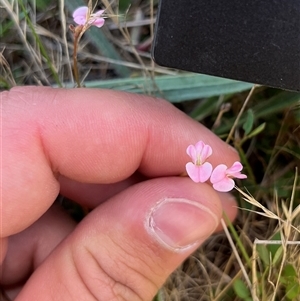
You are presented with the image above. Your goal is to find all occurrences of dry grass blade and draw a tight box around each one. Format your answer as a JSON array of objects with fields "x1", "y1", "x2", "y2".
[
  {"x1": 0, "y1": 50, "x2": 16, "y2": 87},
  {"x1": 58, "y1": 0, "x2": 73, "y2": 83},
  {"x1": 1, "y1": 0, "x2": 50, "y2": 84},
  {"x1": 226, "y1": 84, "x2": 257, "y2": 143},
  {"x1": 220, "y1": 219, "x2": 252, "y2": 288}
]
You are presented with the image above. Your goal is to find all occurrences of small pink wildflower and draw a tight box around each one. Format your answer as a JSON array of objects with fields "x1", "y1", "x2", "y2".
[
  {"x1": 185, "y1": 141, "x2": 213, "y2": 183},
  {"x1": 210, "y1": 161, "x2": 247, "y2": 192},
  {"x1": 73, "y1": 6, "x2": 105, "y2": 28}
]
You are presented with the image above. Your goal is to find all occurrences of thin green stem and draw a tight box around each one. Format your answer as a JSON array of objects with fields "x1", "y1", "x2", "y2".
[
  {"x1": 226, "y1": 85, "x2": 257, "y2": 143},
  {"x1": 223, "y1": 211, "x2": 251, "y2": 267}
]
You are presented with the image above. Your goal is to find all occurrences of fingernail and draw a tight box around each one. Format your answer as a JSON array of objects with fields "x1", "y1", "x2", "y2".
[{"x1": 146, "y1": 198, "x2": 219, "y2": 251}]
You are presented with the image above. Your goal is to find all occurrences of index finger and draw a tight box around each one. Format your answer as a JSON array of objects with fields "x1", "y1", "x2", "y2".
[{"x1": 2, "y1": 87, "x2": 239, "y2": 236}]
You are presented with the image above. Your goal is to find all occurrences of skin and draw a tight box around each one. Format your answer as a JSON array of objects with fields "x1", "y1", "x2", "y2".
[{"x1": 0, "y1": 87, "x2": 239, "y2": 301}]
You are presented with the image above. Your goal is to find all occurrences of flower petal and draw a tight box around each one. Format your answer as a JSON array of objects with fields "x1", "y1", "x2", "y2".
[
  {"x1": 187, "y1": 141, "x2": 212, "y2": 165},
  {"x1": 186, "y1": 145, "x2": 197, "y2": 164},
  {"x1": 73, "y1": 6, "x2": 88, "y2": 25},
  {"x1": 74, "y1": 15, "x2": 87, "y2": 25},
  {"x1": 93, "y1": 10, "x2": 105, "y2": 17},
  {"x1": 73, "y1": 6, "x2": 88, "y2": 19},
  {"x1": 194, "y1": 140, "x2": 205, "y2": 154},
  {"x1": 199, "y1": 162, "x2": 213, "y2": 182},
  {"x1": 200, "y1": 144, "x2": 213, "y2": 162},
  {"x1": 234, "y1": 173, "x2": 247, "y2": 179},
  {"x1": 210, "y1": 164, "x2": 227, "y2": 184},
  {"x1": 226, "y1": 161, "x2": 247, "y2": 179},
  {"x1": 186, "y1": 162, "x2": 201, "y2": 183},
  {"x1": 212, "y1": 177, "x2": 235, "y2": 192},
  {"x1": 186, "y1": 162, "x2": 212, "y2": 183},
  {"x1": 227, "y1": 161, "x2": 243, "y2": 173},
  {"x1": 91, "y1": 18, "x2": 105, "y2": 28}
]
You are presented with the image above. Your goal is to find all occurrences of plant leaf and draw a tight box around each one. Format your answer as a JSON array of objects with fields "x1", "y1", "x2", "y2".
[
  {"x1": 233, "y1": 279, "x2": 251, "y2": 299},
  {"x1": 257, "y1": 244, "x2": 271, "y2": 266},
  {"x1": 243, "y1": 109, "x2": 254, "y2": 135},
  {"x1": 65, "y1": 73, "x2": 253, "y2": 103},
  {"x1": 216, "y1": 91, "x2": 300, "y2": 134},
  {"x1": 246, "y1": 122, "x2": 266, "y2": 139}
]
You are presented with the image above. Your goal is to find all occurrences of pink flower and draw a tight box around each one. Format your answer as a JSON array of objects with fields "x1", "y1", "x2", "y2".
[
  {"x1": 185, "y1": 141, "x2": 213, "y2": 183},
  {"x1": 73, "y1": 6, "x2": 105, "y2": 28},
  {"x1": 210, "y1": 161, "x2": 247, "y2": 192}
]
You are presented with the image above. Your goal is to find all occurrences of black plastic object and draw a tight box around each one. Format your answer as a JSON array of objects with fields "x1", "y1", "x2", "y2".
[{"x1": 152, "y1": 0, "x2": 300, "y2": 92}]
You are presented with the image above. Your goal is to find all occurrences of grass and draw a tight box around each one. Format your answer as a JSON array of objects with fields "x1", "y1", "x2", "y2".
[{"x1": 1, "y1": 0, "x2": 300, "y2": 300}]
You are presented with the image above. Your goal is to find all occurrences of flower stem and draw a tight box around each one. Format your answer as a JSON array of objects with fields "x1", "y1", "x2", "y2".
[
  {"x1": 73, "y1": 37, "x2": 81, "y2": 88},
  {"x1": 72, "y1": 25, "x2": 84, "y2": 88}
]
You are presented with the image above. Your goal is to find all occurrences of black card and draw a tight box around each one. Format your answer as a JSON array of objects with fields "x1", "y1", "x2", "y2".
[{"x1": 152, "y1": 0, "x2": 300, "y2": 92}]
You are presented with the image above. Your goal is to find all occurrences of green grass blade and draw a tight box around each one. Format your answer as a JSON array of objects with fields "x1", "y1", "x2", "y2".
[
  {"x1": 215, "y1": 91, "x2": 300, "y2": 135},
  {"x1": 61, "y1": 73, "x2": 252, "y2": 102},
  {"x1": 189, "y1": 94, "x2": 233, "y2": 120}
]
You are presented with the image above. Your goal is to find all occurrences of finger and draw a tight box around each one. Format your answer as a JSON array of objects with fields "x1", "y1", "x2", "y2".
[
  {"x1": 0, "y1": 238, "x2": 8, "y2": 265},
  {"x1": 2, "y1": 87, "x2": 239, "y2": 236},
  {"x1": 0, "y1": 204, "x2": 76, "y2": 299},
  {"x1": 0, "y1": 192, "x2": 235, "y2": 286},
  {"x1": 0, "y1": 189, "x2": 236, "y2": 299},
  {"x1": 59, "y1": 175, "x2": 237, "y2": 231},
  {"x1": 58, "y1": 173, "x2": 143, "y2": 208},
  {"x1": 59, "y1": 173, "x2": 236, "y2": 231},
  {"x1": 15, "y1": 177, "x2": 229, "y2": 301}
]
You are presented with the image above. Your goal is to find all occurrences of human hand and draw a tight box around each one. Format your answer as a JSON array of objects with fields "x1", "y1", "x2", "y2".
[{"x1": 1, "y1": 87, "x2": 239, "y2": 301}]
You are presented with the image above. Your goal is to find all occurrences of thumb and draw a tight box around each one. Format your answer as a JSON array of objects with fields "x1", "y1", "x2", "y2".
[{"x1": 16, "y1": 177, "x2": 225, "y2": 301}]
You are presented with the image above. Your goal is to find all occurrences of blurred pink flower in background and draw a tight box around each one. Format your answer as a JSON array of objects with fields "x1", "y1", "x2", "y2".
[{"x1": 73, "y1": 6, "x2": 105, "y2": 28}]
